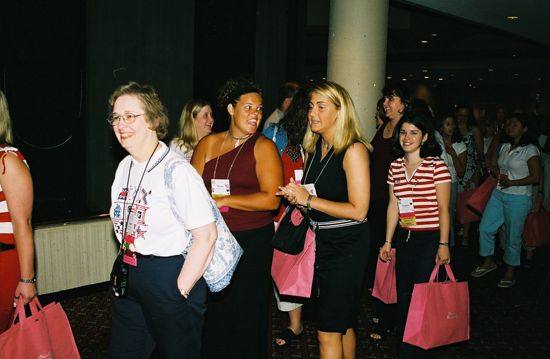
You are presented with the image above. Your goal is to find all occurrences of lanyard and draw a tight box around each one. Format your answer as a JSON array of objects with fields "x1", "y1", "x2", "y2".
[{"x1": 212, "y1": 131, "x2": 251, "y2": 180}]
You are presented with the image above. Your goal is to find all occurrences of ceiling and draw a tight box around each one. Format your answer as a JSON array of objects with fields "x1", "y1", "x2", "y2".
[{"x1": 384, "y1": 0, "x2": 550, "y2": 107}]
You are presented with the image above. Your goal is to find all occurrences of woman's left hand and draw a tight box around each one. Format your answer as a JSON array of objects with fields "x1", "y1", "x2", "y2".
[
  {"x1": 436, "y1": 245, "x2": 451, "y2": 265},
  {"x1": 276, "y1": 178, "x2": 309, "y2": 206}
]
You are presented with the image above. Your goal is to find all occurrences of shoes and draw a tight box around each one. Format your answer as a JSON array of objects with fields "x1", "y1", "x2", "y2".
[
  {"x1": 497, "y1": 279, "x2": 516, "y2": 288},
  {"x1": 275, "y1": 327, "x2": 303, "y2": 347},
  {"x1": 368, "y1": 318, "x2": 392, "y2": 345},
  {"x1": 471, "y1": 264, "x2": 497, "y2": 278}
]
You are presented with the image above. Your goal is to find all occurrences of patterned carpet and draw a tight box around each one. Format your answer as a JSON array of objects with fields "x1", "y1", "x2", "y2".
[{"x1": 39, "y1": 245, "x2": 550, "y2": 359}]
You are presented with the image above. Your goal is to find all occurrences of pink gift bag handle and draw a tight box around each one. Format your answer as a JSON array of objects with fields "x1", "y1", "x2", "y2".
[
  {"x1": 429, "y1": 264, "x2": 457, "y2": 283},
  {"x1": 11, "y1": 297, "x2": 43, "y2": 326}
]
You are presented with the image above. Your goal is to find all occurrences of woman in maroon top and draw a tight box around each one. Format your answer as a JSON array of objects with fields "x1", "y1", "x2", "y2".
[
  {"x1": 192, "y1": 77, "x2": 283, "y2": 359},
  {"x1": 367, "y1": 85, "x2": 412, "y2": 343}
]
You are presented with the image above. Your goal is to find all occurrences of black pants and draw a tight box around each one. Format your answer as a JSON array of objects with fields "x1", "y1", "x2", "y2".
[
  {"x1": 108, "y1": 255, "x2": 207, "y2": 359},
  {"x1": 395, "y1": 228, "x2": 439, "y2": 359}
]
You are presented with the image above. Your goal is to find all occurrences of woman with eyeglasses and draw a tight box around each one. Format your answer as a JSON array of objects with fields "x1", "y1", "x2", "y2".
[
  {"x1": 170, "y1": 99, "x2": 214, "y2": 162},
  {"x1": 107, "y1": 82, "x2": 217, "y2": 358},
  {"x1": 0, "y1": 90, "x2": 37, "y2": 333},
  {"x1": 192, "y1": 77, "x2": 282, "y2": 359}
]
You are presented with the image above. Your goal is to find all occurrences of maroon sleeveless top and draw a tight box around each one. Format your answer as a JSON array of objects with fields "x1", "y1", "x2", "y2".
[
  {"x1": 370, "y1": 122, "x2": 395, "y2": 202},
  {"x1": 202, "y1": 133, "x2": 273, "y2": 232}
]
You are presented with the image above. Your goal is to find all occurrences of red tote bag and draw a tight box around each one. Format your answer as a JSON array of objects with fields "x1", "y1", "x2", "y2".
[
  {"x1": 372, "y1": 248, "x2": 397, "y2": 304},
  {"x1": 0, "y1": 297, "x2": 80, "y2": 358},
  {"x1": 403, "y1": 264, "x2": 470, "y2": 350},
  {"x1": 465, "y1": 176, "x2": 498, "y2": 215},
  {"x1": 271, "y1": 227, "x2": 316, "y2": 298},
  {"x1": 523, "y1": 210, "x2": 550, "y2": 247}
]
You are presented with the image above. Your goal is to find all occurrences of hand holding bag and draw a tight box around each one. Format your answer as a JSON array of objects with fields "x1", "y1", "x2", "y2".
[
  {"x1": 372, "y1": 248, "x2": 397, "y2": 304},
  {"x1": 271, "y1": 227, "x2": 316, "y2": 298},
  {"x1": 403, "y1": 264, "x2": 470, "y2": 349},
  {"x1": 0, "y1": 297, "x2": 80, "y2": 358},
  {"x1": 272, "y1": 205, "x2": 309, "y2": 255}
]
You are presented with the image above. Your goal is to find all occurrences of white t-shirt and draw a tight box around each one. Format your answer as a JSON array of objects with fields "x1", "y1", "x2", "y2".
[
  {"x1": 436, "y1": 131, "x2": 467, "y2": 183},
  {"x1": 110, "y1": 141, "x2": 214, "y2": 256},
  {"x1": 169, "y1": 139, "x2": 193, "y2": 162},
  {"x1": 497, "y1": 143, "x2": 540, "y2": 196}
]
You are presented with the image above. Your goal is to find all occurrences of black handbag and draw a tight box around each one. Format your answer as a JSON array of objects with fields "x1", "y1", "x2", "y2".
[{"x1": 272, "y1": 206, "x2": 310, "y2": 255}]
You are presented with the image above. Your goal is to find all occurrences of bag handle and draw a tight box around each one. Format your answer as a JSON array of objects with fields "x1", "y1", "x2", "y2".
[
  {"x1": 10, "y1": 297, "x2": 43, "y2": 327},
  {"x1": 429, "y1": 264, "x2": 457, "y2": 283}
]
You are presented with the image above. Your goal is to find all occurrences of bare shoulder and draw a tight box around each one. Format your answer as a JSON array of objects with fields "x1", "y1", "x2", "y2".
[{"x1": 0, "y1": 151, "x2": 29, "y2": 177}]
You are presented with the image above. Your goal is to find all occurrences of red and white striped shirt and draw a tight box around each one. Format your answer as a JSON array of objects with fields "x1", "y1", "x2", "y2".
[
  {"x1": 387, "y1": 156, "x2": 451, "y2": 231},
  {"x1": 0, "y1": 146, "x2": 28, "y2": 244}
]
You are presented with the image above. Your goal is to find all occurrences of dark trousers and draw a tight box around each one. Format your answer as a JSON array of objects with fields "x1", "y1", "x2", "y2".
[
  {"x1": 395, "y1": 228, "x2": 439, "y2": 359},
  {"x1": 367, "y1": 199, "x2": 396, "y2": 333},
  {"x1": 108, "y1": 255, "x2": 207, "y2": 359}
]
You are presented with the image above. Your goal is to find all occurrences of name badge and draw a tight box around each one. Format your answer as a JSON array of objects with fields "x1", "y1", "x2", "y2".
[
  {"x1": 398, "y1": 197, "x2": 416, "y2": 226},
  {"x1": 294, "y1": 169, "x2": 304, "y2": 184},
  {"x1": 122, "y1": 233, "x2": 138, "y2": 266},
  {"x1": 303, "y1": 183, "x2": 317, "y2": 196},
  {"x1": 211, "y1": 179, "x2": 230, "y2": 198}
]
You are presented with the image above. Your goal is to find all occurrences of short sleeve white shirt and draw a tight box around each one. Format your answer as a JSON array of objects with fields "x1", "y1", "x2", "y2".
[
  {"x1": 110, "y1": 142, "x2": 214, "y2": 256},
  {"x1": 497, "y1": 143, "x2": 540, "y2": 196}
]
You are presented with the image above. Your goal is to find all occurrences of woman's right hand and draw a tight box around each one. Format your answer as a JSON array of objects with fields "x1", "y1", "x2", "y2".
[{"x1": 379, "y1": 242, "x2": 392, "y2": 262}]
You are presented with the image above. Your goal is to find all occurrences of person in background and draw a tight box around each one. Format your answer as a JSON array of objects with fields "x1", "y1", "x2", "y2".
[
  {"x1": 436, "y1": 114, "x2": 467, "y2": 247},
  {"x1": 375, "y1": 96, "x2": 388, "y2": 130},
  {"x1": 107, "y1": 82, "x2": 217, "y2": 358},
  {"x1": 265, "y1": 85, "x2": 311, "y2": 347},
  {"x1": 380, "y1": 114, "x2": 451, "y2": 358},
  {"x1": 170, "y1": 99, "x2": 214, "y2": 161},
  {"x1": 0, "y1": 89, "x2": 37, "y2": 333},
  {"x1": 192, "y1": 77, "x2": 282, "y2": 359},
  {"x1": 262, "y1": 81, "x2": 300, "y2": 131},
  {"x1": 367, "y1": 85, "x2": 412, "y2": 344},
  {"x1": 278, "y1": 80, "x2": 371, "y2": 359},
  {"x1": 456, "y1": 104, "x2": 484, "y2": 247},
  {"x1": 471, "y1": 113, "x2": 541, "y2": 288}
]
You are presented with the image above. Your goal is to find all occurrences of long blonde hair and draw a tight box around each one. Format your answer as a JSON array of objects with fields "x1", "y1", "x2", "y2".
[
  {"x1": 302, "y1": 81, "x2": 372, "y2": 154},
  {"x1": 172, "y1": 99, "x2": 211, "y2": 153},
  {"x1": 0, "y1": 90, "x2": 14, "y2": 145}
]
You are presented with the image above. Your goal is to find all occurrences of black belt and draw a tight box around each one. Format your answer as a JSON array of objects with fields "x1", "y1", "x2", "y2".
[{"x1": 0, "y1": 242, "x2": 16, "y2": 252}]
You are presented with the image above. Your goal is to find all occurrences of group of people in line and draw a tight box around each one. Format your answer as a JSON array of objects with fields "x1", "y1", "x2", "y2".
[{"x1": 0, "y1": 74, "x2": 547, "y2": 359}]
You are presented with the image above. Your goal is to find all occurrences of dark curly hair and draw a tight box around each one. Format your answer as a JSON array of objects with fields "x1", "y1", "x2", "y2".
[
  {"x1": 216, "y1": 77, "x2": 262, "y2": 109},
  {"x1": 279, "y1": 85, "x2": 310, "y2": 147},
  {"x1": 392, "y1": 114, "x2": 443, "y2": 158}
]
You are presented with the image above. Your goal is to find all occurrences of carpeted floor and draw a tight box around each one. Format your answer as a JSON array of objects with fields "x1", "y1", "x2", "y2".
[{"x1": 38, "y1": 244, "x2": 550, "y2": 359}]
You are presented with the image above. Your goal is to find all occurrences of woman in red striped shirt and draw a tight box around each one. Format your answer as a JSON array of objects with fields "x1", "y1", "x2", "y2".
[{"x1": 379, "y1": 114, "x2": 451, "y2": 358}]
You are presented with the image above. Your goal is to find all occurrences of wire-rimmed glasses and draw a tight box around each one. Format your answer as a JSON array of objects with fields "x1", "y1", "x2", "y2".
[{"x1": 107, "y1": 113, "x2": 145, "y2": 126}]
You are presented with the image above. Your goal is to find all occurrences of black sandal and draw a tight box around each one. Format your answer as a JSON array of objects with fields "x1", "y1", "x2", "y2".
[{"x1": 275, "y1": 328, "x2": 303, "y2": 347}]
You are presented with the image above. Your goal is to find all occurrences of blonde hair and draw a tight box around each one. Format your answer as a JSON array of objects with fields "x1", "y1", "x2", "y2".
[
  {"x1": 108, "y1": 82, "x2": 169, "y2": 139},
  {"x1": 0, "y1": 90, "x2": 14, "y2": 145},
  {"x1": 173, "y1": 99, "x2": 210, "y2": 152},
  {"x1": 302, "y1": 81, "x2": 372, "y2": 154}
]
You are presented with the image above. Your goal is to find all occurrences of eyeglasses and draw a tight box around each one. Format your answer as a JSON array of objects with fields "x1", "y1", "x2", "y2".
[{"x1": 107, "y1": 113, "x2": 145, "y2": 126}]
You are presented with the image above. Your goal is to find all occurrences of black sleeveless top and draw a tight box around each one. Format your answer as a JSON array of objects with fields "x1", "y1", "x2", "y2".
[{"x1": 303, "y1": 140, "x2": 348, "y2": 223}]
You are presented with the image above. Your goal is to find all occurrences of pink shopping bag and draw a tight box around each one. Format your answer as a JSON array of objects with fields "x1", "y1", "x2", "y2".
[
  {"x1": 0, "y1": 297, "x2": 80, "y2": 358},
  {"x1": 271, "y1": 227, "x2": 315, "y2": 298},
  {"x1": 403, "y1": 264, "x2": 470, "y2": 349},
  {"x1": 372, "y1": 248, "x2": 397, "y2": 304}
]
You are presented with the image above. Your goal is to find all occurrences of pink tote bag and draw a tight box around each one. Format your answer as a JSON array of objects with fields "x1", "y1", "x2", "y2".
[
  {"x1": 0, "y1": 297, "x2": 80, "y2": 358},
  {"x1": 372, "y1": 248, "x2": 397, "y2": 304},
  {"x1": 271, "y1": 227, "x2": 316, "y2": 298},
  {"x1": 403, "y1": 264, "x2": 470, "y2": 349}
]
